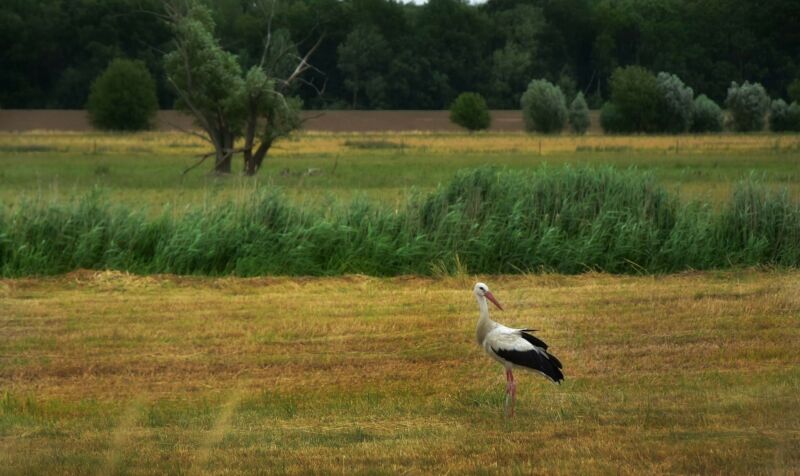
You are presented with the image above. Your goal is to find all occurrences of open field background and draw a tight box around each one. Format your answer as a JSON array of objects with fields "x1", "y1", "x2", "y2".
[
  {"x1": 1, "y1": 270, "x2": 799, "y2": 474},
  {"x1": 1, "y1": 131, "x2": 799, "y2": 207}
]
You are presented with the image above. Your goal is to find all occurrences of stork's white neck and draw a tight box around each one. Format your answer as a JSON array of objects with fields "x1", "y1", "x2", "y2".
[
  {"x1": 475, "y1": 294, "x2": 497, "y2": 345},
  {"x1": 476, "y1": 294, "x2": 490, "y2": 319}
]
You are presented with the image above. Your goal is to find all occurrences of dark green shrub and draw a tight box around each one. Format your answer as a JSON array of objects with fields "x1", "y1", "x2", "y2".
[
  {"x1": 609, "y1": 66, "x2": 662, "y2": 133},
  {"x1": 769, "y1": 99, "x2": 800, "y2": 132},
  {"x1": 521, "y1": 79, "x2": 567, "y2": 134},
  {"x1": 449, "y1": 92, "x2": 491, "y2": 131},
  {"x1": 726, "y1": 81, "x2": 770, "y2": 132},
  {"x1": 599, "y1": 102, "x2": 628, "y2": 134},
  {"x1": 656, "y1": 72, "x2": 693, "y2": 133},
  {"x1": 568, "y1": 92, "x2": 590, "y2": 135},
  {"x1": 690, "y1": 94, "x2": 724, "y2": 133},
  {"x1": 87, "y1": 59, "x2": 158, "y2": 131}
]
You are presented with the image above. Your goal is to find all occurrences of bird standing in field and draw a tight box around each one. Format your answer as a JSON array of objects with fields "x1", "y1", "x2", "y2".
[{"x1": 473, "y1": 282, "x2": 563, "y2": 416}]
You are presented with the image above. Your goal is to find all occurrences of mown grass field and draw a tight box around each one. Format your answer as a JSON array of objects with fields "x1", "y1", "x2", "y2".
[
  {"x1": 1, "y1": 270, "x2": 798, "y2": 474},
  {"x1": 1, "y1": 130, "x2": 799, "y2": 473},
  {"x1": 1, "y1": 131, "x2": 799, "y2": 207}
]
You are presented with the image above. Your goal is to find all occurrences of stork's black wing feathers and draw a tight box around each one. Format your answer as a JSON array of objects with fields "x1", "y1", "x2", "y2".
[
  {"x1": 493, "y1": 347, "x2": 564, "y2": 383},
  {"x1": 547, "y1": 352, "x2": 563, "y2": 370},
  {"x1": 519, "y1": 330, "x2": 548, "y2": 350},
  {"x1": 520, "y1": 330, "x2": 562, "y2": 369},
  {"x1": 492, "y1": 330, "x2": 564, "y2": 383}
]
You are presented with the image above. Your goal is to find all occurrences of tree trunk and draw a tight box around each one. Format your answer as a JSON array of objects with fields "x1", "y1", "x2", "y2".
[
  {"x1": 242, "y1": 110, "x2": 257, "y2": 174},
  {"x1": 243, "y1": 148, "x2": 254, "y2": 175},
  {"x1": 214, "y1": 130, "x2": 234, "y2": 174},
  {"x1": 244, "y1": 139, "x2": 272, "y2": 176},
  {"x1": 215, "y1": 150, "x2": 232, "y2": 174}
]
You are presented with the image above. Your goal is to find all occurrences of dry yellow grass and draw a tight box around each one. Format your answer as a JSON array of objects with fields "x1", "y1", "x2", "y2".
[
  {"x1": 2, "y1": 130, "x2": 800, "y2": 157},
  {"x1": 1, "y1": 270, "x2": 799, "y2": 474}
]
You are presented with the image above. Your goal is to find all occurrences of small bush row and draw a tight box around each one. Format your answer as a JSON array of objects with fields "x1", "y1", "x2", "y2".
[
  {"x1": 597, "y1": 70, "x2": 800, "y2": 134},
  {"x1": 450, "y1": 70, "x2": 800, "y2": 134}
]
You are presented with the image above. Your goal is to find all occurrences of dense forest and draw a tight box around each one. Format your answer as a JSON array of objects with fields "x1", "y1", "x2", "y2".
[{"x1": 1, "y1": 0, "x2": 798, "y2": 110}]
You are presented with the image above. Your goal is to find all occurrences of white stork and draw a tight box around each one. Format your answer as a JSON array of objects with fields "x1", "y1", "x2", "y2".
[{"x1": 473, "y1": 282, "x2": 563, "y2": 416}]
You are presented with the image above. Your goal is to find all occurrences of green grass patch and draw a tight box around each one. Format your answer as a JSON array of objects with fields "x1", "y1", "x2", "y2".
[{"x1": 0, "y1": 166, "x2": 798, "y2": 277}]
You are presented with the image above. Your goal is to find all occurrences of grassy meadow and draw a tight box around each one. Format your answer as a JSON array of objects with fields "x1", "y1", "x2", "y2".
[
  {"x1": 1, "y1": 130, "x2": 799, "y2": 473},
  {"x1": 1, "y1": 270, "x2": 799, "y2": 474},
  {"x1": 1, "y1": 131, "x2": 799, "y2": 207}
]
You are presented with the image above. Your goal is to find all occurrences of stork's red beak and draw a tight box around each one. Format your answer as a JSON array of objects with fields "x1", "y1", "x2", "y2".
[{"x1": 485, "y1": 291, "x2": 503, "y2": 310}]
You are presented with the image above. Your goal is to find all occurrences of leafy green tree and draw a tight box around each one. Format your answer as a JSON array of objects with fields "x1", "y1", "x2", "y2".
[
  {"x1": 656, "y1": 72, "x2": 693, "y2": 133},
  {"x1": 416, "y1": 0, "x2": 492, "y2": 107},
  {"x1": 690, "y1": 94, "x2": 724, "y2": 133},
  {"x1": 164, "y1": 1, "x2": 316, "y2": 175},
  {"x1": 489, "y1": 43, "x2": 532, "y2": 108},
  {"x1": 239, "y1": 65, "x2": 304, "y2": 176},
  {"x1": 487, "y1": 4, "x2": 544, "y2": 108},
  {"x1": 87, "y1": 59, "x2": 158, "y2": 131},
  {"x1": 337, "y1": 25, "x2": 389, "y2": 108},
  {"x1": 609, "y1": 66, "x2": 661, "y2": 133},
  {"x1": 521, "y1": 79, "x2": 567, "y2": 134},
  {"x1": 726, "y1": 81, "x2": 770, "y2": 132},
  {"x1": 449, "y1": 92, "x2": 491, "y2": 131},
  {"x1": 568, "y1": 92, "x2": 590, "y2": 134},
  {"x1": 164, "y1": 3, "x2": 244, "y2": 174}
]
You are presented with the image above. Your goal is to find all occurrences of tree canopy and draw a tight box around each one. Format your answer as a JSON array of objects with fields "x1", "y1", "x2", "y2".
[{"x1": 1, "y1": 0, "x2": 798, "y2": 109}]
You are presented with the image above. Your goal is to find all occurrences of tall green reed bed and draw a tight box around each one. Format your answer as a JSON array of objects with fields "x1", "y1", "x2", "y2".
[{"x1": 1, "y1": 166, "x2": 798, "y2": 277}]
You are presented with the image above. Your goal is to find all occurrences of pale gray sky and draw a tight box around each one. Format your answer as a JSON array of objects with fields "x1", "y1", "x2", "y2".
[{"x1": 399, "y1": 0, "x2": 487, "y2": 4}]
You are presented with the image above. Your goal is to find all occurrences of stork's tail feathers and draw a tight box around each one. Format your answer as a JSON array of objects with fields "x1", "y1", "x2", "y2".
[
  {"x1": 520, "y1": 330, "x2": 563, "y2": 383},
  {"x1": 540, "y1": 352, "x2": 564, "y2": 384}
]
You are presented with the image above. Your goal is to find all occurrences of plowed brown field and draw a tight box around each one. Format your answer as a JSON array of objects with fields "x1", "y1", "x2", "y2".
[{"x1": 0, "y1": 109, "x2": 602, "y2": 133}]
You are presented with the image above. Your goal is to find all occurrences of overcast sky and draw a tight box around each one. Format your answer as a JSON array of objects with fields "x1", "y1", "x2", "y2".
[{"x1": 399, "y1": 0, "x2": 487, "y2": 4}]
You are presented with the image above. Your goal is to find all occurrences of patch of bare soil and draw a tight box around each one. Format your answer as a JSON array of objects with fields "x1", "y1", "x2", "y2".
[{"x1": 0, "y1": 110, "x2": 602, "y2": 133}]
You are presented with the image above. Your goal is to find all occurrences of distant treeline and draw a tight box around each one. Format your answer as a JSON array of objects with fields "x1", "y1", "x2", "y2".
[
  {"x1": 2, "y1": 167, "x2": 798, "y2": 277},
  {"x1": 1, "y1": 0, "x2": 798, "y2": 110}
]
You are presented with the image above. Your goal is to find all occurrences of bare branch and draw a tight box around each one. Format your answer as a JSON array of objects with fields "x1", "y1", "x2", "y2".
[
  {"x1": 258, "y1": 0, "x2": 277, "y2": 69},
  {"x1": 283, "y1": 34, "x2": 324, "y2": 89},
  {"x1": 291, "y1": 75, "x2": 327, "y2": 97},
  {"x1": 166, "y1": 76, "x2": 214, "y2": 138},
  {"x1": 162, "y1": 118, "x2": 213, "y2": 144},
  {"x1": 300, "y1": 111, "x2": 325, "y2": 126},
  {"x1": 181, "y1": 147, "x2": 244, "y2": 176},
  {"x1": 182, "y1": 151, "x2": 214, "y2": 175}
]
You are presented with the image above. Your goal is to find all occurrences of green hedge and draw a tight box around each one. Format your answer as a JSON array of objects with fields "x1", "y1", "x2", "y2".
[{"x1": 1, "y1": 167, "x2": 798, "y2": 277}]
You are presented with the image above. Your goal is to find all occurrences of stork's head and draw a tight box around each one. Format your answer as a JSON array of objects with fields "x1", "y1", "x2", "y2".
[{"x1": 473, "y1": 282, "x2": 503, "y2": 310}]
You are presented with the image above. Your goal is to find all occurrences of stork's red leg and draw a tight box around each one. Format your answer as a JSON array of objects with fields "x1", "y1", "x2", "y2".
[
  {"x1": 508, "y1": 369, "x2": 516, "y2": 416},
  {"x1": 504, "y1": 369, "x2": 516, "y2": 417}
]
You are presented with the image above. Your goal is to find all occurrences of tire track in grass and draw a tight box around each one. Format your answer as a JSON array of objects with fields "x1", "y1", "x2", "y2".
[
  {"x1": 100, "y1": 399, "x2": 145, "y2": 475},
  {"x1": 192, "y1": 388, "x2": 244, "y2": 475}
]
